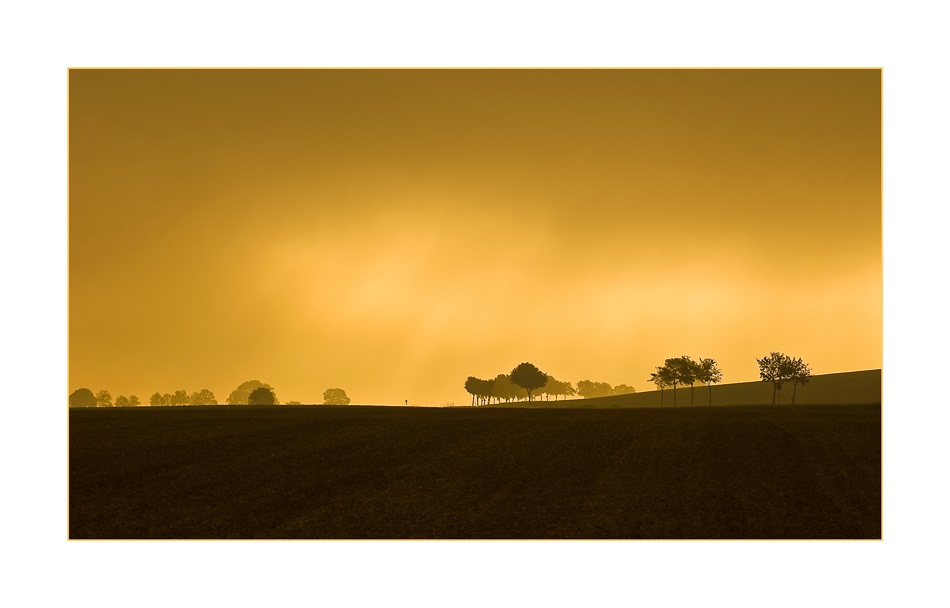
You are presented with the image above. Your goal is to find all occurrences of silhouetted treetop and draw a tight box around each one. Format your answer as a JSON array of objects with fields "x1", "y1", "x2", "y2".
[
  {"x1": 577, "y1": 380, "x2": 613, "y2": 399},
  {"x1": 323, "y1": 388, "x2": 350, "y2": 406},
  {"x1": 69, "y1": 388, "x2": 96, "y2": 408},
  {"x1": 228, "y1": 380, "x2": 276, "y2": 405},
  {"x1": 696, "y1": 358, "x2": 723, "y2": 405},
  {"x1": 510, "y1": 362, "x2": 547, "y2": 401},
  {"x1": 757, "y1": 352, "x2": 810, "y2": 405},
  {"x1": 95, "y1": 390, "x2": 112, "y2": 408},
  {"x1": 248, "y1": 386, "x2": 277, "y2": 406}
]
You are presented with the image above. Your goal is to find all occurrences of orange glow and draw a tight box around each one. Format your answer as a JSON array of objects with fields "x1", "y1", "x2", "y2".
[{"x1": 69, "y1": 69, "x2": 881, "y2": 404}]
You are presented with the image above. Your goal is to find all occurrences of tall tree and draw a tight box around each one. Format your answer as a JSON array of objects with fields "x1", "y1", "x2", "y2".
[
  {"x1": 649, "y1": 367, "x2": 672, "y2": 407},
  {"x1": 696, "y1": 358, "x2": 723, "y2": 406},
  {"x1": 788, "y1": 357, "x2": 813, "y2": 404},
  {"x1": 667, "y1": 356, "x2": 700, "y2": 406},
  {"x1": 757, "y1": 352, "x2": 792, "y2": 405},
  {"x1": 510, "y1": 362, "x2": 547, "y2": 401},
  {"x1": 69, "y1": 388, "x2": 97, "y2": 408},
  {"x1": 662, "y1": 357, "x2": 695, "y2": 407}
]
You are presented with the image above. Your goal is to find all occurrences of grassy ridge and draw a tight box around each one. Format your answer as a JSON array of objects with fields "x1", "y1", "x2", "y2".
[{"x1": 69, "y1": 404, "x2": 881, "y2": 539}]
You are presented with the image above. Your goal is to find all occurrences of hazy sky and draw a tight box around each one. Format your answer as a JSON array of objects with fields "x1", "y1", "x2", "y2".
[{"x1": 69, "y1": 69, "x2": 880, "y2": 405}]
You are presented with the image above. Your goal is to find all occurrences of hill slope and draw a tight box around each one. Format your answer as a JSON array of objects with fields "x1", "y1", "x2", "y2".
[{"x1": 497, "y1": 369, "x2": 882, "y2": 408}]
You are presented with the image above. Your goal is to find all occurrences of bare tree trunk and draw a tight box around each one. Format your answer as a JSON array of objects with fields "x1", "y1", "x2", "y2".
[{"x1": 708, "y1": 384, "x2": 713, "y2": 406}]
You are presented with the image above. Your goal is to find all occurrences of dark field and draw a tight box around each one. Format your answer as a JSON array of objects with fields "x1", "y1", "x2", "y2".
[{"x1": 69, "y1": 404, "x2": 881, "y2": 539}]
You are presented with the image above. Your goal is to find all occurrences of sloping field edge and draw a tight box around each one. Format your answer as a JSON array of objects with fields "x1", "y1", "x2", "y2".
[{"x1": 485, "y1": 369, "x2": 882, "y2": 409}]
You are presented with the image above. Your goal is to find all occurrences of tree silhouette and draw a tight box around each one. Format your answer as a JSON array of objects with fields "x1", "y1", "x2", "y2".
[
  {"x1": 323, "y1": 388, "x2": 350, "y2": 405},
  {"x1": 649, "y1": 367, "x2": 673, "y2": 407},
  {"x1": 477, "y1": 378, "x2": 495, "y2": 405},
  {"x1": 665, "y1": 356, "x2": 700, "y2": 406},
  {"x1": 170, "y1": 389, "x2": 189, "y2": 406},
  {"x1": 542, "y1": 377, "x2": 575, "y2": 401},
  {"x1": 149, "y1": 392, "x2": 166, "y2": 406},
  {"x1": 464, "y1": 376, "x2": 479, "y2": 406},
  {"x1": 190, "y1": 389, "x2": 217, "y2": 406},
  {"x1": 227, "y1": 380, "x2": 276, "y2": 405},
  {"x1": 788, "y1": 357, "x2": 812, "y2": 404},
  {"x1": 661, "y1": 357, "x2": 692, "y2": 406},
  {"x1": 510, "y1": 363, "x2": 547, "y2": 401},
  {"x1": 577, "y1": 380, "x2": 613, "y2": 399},
  {"x1": 696, "y1": 358, "x2": 723, "y2": 406},
  {"x1": 114, "y1": 395, "x2": 130, "y2": 407},
  {"x1": 613, "y1": 384, "x2": 636, "y2": 396},
  {"x1": 95, "y1": 389, "x2": 112, "y2": 408},
  {"x1": 757, "y1": 352, "x2": 792, "y2": 405},
  {"x1": 69, "y1": 388, "x2": 96, "y2": 408},
  {"x1": 491, "y1": 374, "x2": 522, "y2": 403},
  {"x1": 248, "y1": 386, "x2": 277, "y2": 405},
  {"x1": 129, "y1": 395, "x2": 140, "y2": 407}
]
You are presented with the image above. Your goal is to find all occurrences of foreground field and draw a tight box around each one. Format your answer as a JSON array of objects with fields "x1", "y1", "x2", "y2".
[{"x1": 70, "y1": 404, "x2": 880, "y2": 539}]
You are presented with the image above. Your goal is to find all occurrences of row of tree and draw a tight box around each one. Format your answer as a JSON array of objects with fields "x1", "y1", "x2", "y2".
[
  {"x1": 464, "y1": 352, "x2": 812, "y2": 409},
  {"x1": 464, "y1": 363, "x2": 638, "y2": 406},
  {"x1": 648, "y1": 356, "x2": 723, "y2": 407},
  {"x1": 69, "y1": 380, "x2": 351, "y2": 407}
]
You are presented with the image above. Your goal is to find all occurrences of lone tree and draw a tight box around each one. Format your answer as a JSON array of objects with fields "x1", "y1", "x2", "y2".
[
  {"x1": 248, "y1": 386, "x2": 277, "y2": 406},
  {"x1": 787, "y1": 357, "x2": 813, "y2": 404},
  {"x1": 510, "y1": 362, "x2": 548, "y2": 401},
  {"x1": 757, "y1": 352, "x2": 792, "y2": 405},
  {"x1": 696, "y1": 358, "x2": 723, "y2": 406},
  {"x1": 69, "y1": 388, "x2": 97, "y2": 408},
  {"x1": 323, "y1": 388, "x2": 350, "y2": 405}
]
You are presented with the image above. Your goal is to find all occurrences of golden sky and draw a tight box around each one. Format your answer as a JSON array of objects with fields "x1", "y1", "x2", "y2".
[{"x1": 69, "y1": 69, "x2": 881, "y2": 405}]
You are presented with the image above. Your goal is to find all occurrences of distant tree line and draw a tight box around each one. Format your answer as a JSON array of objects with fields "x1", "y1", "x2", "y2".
[
  {"x1": 70, "y1": 380, "x2": 352, "y2": 408},
  {"x1": 464, "y1": 362, "x2": 637, "y2": 406},
  {"x1": 649, "y1": 355, "x2": 723, "y2": 407}
]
